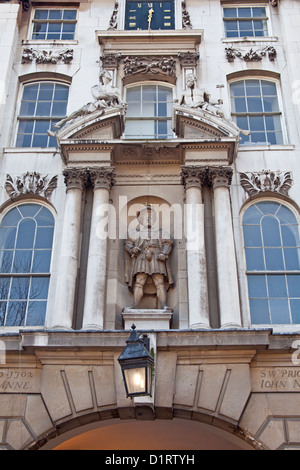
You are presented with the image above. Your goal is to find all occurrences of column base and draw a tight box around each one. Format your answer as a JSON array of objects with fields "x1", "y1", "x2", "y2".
[
  {"x1": 220, "y1": 322, "x2": 242, "y2": 330},
  {"x1": 81, "y1": 324, "x2": 104, "y2": 331},
  {"x1": 189, "y1": 323, "x2": 211, "y2": 330},
  {"x1": 122, "y1": 308, "x2": 173, "y2": 330}
]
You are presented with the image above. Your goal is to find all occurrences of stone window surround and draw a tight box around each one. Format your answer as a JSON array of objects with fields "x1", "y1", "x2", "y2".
[
  {"x1": 12, "y1": 73, "x2": 72, "y2": 149},
  {"x1": 227, "y1": 72, "x2": 288, "y2": 147},
  {"x1": 238, "y1": 194, "x2": 300, "y2": 331},
  {"x1": 23, "y1": 2, "x2": 79, "y2": 45},
  {"x1": 221, "y1": 1, "x2": 275, "y2": 40}
]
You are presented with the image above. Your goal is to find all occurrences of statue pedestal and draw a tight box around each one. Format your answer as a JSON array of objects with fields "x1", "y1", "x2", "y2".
[{"x1": 122, "y1": 308, "x2": 173, "y2": 330}]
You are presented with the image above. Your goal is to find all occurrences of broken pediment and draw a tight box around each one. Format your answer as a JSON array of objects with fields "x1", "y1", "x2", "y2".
[{"x1": 173, "y1": 104, "x2": 241, "y2": 140}]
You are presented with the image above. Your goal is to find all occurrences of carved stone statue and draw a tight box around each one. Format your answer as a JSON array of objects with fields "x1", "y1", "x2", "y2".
[
  {"x1": 179, "y1": 73, "x2": 250, "y2": 137},
  {"x1": 180, "y1": 73, "x2": 225, "y2": 118},
  {"x1": 54, "y1": 70, "x2": 125, "y2": 129},
  {"x1": 125, "y1": 205, "x2": 173, "y2": 310}
]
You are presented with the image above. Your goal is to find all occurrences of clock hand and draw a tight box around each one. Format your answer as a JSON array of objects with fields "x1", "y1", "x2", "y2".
[{"x1": 148, "y1": 7, "x2": 154, "y2": 30}]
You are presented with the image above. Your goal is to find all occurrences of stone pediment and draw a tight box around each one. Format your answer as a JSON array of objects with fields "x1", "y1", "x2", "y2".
[
  {"x1": 173, "y1": 104, "x2": 241, "y2": 140},
  {"x1": 51, "y1": 107, "x2": 126, "y2": 142}
]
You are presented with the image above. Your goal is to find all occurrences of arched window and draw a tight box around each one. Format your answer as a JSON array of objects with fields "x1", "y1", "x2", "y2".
[
  {"x1": 0, "y1": 203, "x2": 55, "y2": 327},
  {"x1": 242, "y1": 201, "x2": 300, "y2": 325},
  {"x1": 125, "y1": 84, "x2": 173, "y2": 139},
  {"x1": 16, "y1": 82, "x2": 69, "y2": 148},
  {"x1": 230, "y1": 79, "x2": 283, "y2": 145}
]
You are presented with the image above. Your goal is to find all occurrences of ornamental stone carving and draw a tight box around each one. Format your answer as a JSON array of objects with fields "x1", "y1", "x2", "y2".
[
  {"x1": 240, "y1": 170, "x2": 293, "y2": 197},
  {"x1": 22, "y1": 48, "x2": 73, "y2": 64},
  {"x1": 179, "y1": 74, "x2": 224, "y2": 118},
  {"x1": 89, "y1": 167, "x2": 115, "y2": 190},
  {"x1": 182, "y1": 1, "x2": 192, "y2": 29},
  {"x1": 5, "y1": 172, "x2": 57, "y2": 200},
  {"x1": 181, "y1": 166, "x2": 207, "y2": 189},
  {"x1": 63, "y1": 168, "x2": 89, "y2": 192},
  {"x1": 225, "y1": 46, "x2": 277, "y2": 63},
  {"x1": 63, "y1": 167, "x2": 115, "y2": 192},
  {"x1": 177, "y1": 52, "x2": 199, "y2": 68},
  {"x1": 53, "y1": 69, "x2": 125, "y2": 130},
  {"x1": 207, "y1": 167, "x2": 233, "y2": 189},
  {"x1": 123, "y1": 56, "x2": 176, "y2": 79},
  {"x1": 108, "y1": 2, "x2": 119, "y2": 30}
]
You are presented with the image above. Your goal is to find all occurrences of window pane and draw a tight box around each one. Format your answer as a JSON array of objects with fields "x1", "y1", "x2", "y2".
[
  {"x1": 243, "y1": 225, "x2": 262, "y2": 247},
  {"x1": 0, "y1": 277, "x2": 10, "y2": 300},
  {"x1": 224, "y1": 8, "x2": 237, "y2": 18},
  {"x1": 0, "y1": 228, "x2": 16, "y2": 250},
  {"x1": 277, "y1": 206, "x2": 298, "y2": 224},
  {"x1": 32, "y1": 250, "x2": 51, "y2": 273},
  {"x1": 30, "y1": 277, "x2": 49, "y2": 300},
  {"x1": 49, "y1": 10, "x2": 62, "y2": 20},
  {"x1": 247, "y1": 275, "x2": 267, "y2": 298},
  {"x1": 264, "y1": 248, "x2": 284, "y2": 270},
  {"x1": 26, "y1": 301, "x2": 47, "y2": 326},
  {"x1": 287, "y1": 275, "x2": 300, "y2": 297},
  {"x1": 267, "y1": 275, "x2": 287, "y2": 298},
  {"x1": 262, "y1": 216, "x2": 281, "y2": 247},
  {"x1": 0, "y1": 302, "x2": 7, "y2": 325},
  {"x1": 243, "y1": 205, "x2": 262, "y2": 224},
  {"x1": 0, "y1": 251, "x2": 13, "y2": 273},
  {"x1": 6, "y1": 301, "x2": 26, "y2": 326},
  {"x1": 291, "y1": 300, "x2": 300, "y2": 323},
  {"x1": 249, "y1": 299, "x2": 269, "y2": 323},
  {"x1": 281, "y1": 225, "x2": 300, "y2": 246},
  {"x1": 35, "y1": 207, "x2": 54, "y2": 226},
  {"x1": 63, "y1": 10, "x2": 77, "y2": 20},
  {"x1": 245, "y1": 248, "x2": 265, "y2": 270},
  {"x1": 13, "y1": 250, "x2": 33, "y2": 273},
  {"x1": 1, "y1": 208, "x2": 21, "y2": 227},
  {"x1": 34, "y1": 9, "x2": 48, "y2": 20},
  {"x1": 10, "y1": 277, "x2": 30, "y2": 300},
  {"x1": 35, "y1": 227, "x2": 54, "y2": 249},
  {"x1": 270, "y1": 299, "x2": 290, "y2": 324},
  {"x1": 16, "y1": 219, "x2": 36, "y2": 249},
  {"x1": 284, "y1": 248, "x2": 300, "y2": 270}
]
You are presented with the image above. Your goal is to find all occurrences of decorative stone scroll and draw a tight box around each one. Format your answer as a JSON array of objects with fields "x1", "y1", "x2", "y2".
[
  {"x1": 100, "y1": 52, "x2": 122, "y2": 69},
  {"x1": 123, "y1": 56, "x2": 176, "y2": 79},
  {"x1": 22, "y1": 48, "x2": 73, "y2": 64},
  {"x1": 5, "y1": 172, "x2": 58, "y2": 200},
  {"x1": 225, "y1": 46, "x2": 277, "y2": 63},
  {"x1": 63, "y1": 167, "x2": 89, "y2": 192},
  {"x1": 240, "y1": 170, "x2": 293, "y2": 197}
]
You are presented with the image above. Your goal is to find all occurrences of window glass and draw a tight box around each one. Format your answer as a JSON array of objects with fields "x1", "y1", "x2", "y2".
[
  {"x1": 125, "y1": 84, "x2": 173, "y2": 139},
  {"x1": 243, "y1": 202, "x2": 300, "y2": 325},
  {"x1": 230, "y1": 80, "x2": 283, "y2": 145},
  {"x1": 224, "y1": 6, "x2": 268, "y2": 38},
  {"x1": 32, "y1": 9, "x2": 77, "y2": 40},
  {"x1": 0, "y1": 204, "x2": 54, "y2": 327},
  {"x1": 16, "y1": 82, "x2": 69, "y2": 148}
]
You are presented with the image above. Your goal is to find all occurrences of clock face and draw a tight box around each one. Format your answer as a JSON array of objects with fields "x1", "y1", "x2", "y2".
[{"x1": 125, "y1": 1, "x2": 175, "y2": 30}]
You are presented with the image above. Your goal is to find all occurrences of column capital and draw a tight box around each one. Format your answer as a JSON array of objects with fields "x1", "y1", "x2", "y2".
[
  {"x1": 208, "y1": 166, "x2": 233, "y2": 189},
  {"x1": 181, "y1": 165, "x2": 207, "y2": 190},
  {"x1": 89, "y1": 167, "x2": 115, "y2": 190},
  {"x1": 63, "y1": 167, "x2": 89, "y2": 192}
]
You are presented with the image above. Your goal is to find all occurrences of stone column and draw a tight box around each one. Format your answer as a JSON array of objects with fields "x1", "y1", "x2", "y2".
[
  {"x1": 52, "y1": 168, "x2": 87, "y2": 329},
  {"x1": 181, "y1": 166, "x2": 210, "y2": 329},
  {"x1": 82, "y1": 167, "x2": 115, "y2": 330},
  {"x1": 208, "y1": 167, "x2": 241, "y2": 329}
]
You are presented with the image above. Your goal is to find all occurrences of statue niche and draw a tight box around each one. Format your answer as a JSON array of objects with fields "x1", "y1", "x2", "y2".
[{"x1": 124, "y1": 204, "x2": 173, "y2": 310}]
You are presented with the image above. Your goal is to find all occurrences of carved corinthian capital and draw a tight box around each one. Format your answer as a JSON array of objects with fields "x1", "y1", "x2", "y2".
[
  {"x1": 89, "y1": 167, "x2": 115, "y2": 190},
  {"x1": 181, "y1": 166, "x2": 207, "y2": 189},
  {"x1": 63, "y1": 168, "x2": 89, "y2": 191},
  {"x1": 207, "y1": 167, "x2": 233, "y2": 189}
]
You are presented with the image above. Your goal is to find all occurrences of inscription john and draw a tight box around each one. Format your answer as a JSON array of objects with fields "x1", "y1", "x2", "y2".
[
  {"x1": 0, "y1": 369, "x2": 41, "y2": 393},
  {"x1": 252, "y1": 367, "x2": 300, "y2": 392}
]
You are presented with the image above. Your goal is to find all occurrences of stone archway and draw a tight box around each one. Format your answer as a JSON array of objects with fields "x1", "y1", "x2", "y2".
[{"x1": 37, "y1": 415, "x2": 254, "y2": 451}]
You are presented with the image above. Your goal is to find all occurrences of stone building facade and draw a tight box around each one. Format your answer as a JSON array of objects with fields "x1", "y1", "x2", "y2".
[{"x1": 0, "y1": 0, "x2": 300, "y2": 450}]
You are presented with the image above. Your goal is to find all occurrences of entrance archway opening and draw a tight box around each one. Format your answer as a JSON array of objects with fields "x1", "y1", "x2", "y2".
[{"x1": 41, "y1": 419, "x2": 253, "y2": 450}]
